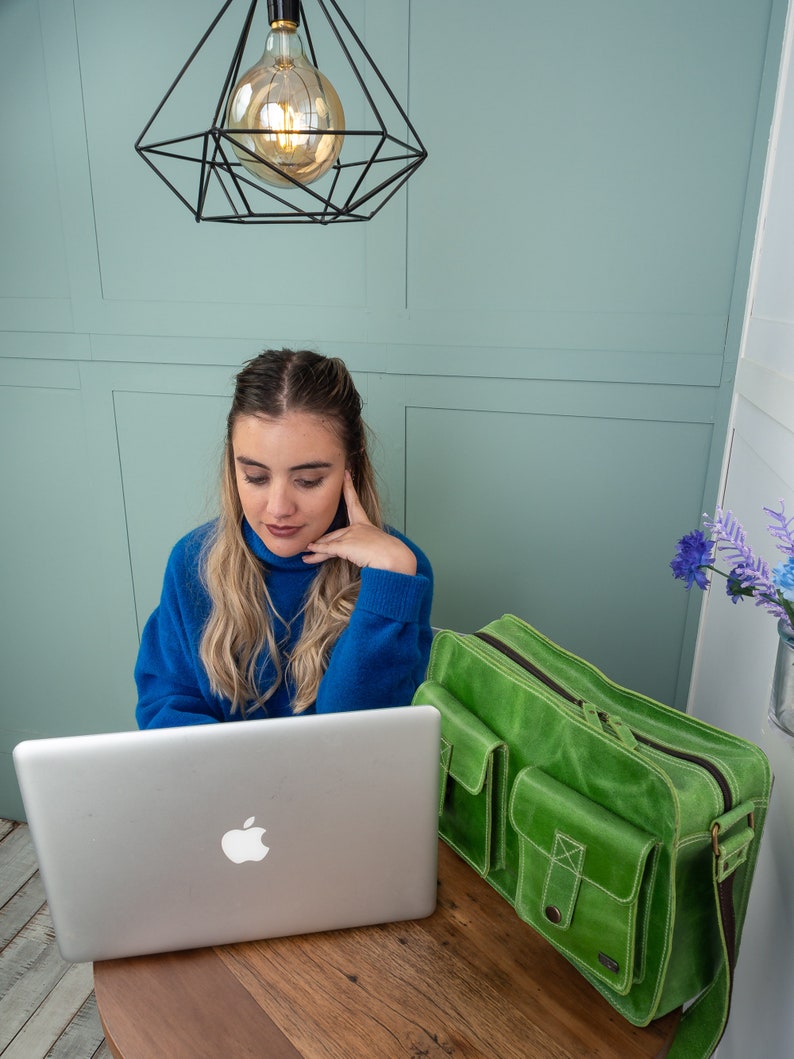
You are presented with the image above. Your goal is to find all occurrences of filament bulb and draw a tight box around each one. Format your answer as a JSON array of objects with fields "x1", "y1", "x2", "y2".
[{"x1": 226, "y1": 3, "x2": 345, "y2": 188}]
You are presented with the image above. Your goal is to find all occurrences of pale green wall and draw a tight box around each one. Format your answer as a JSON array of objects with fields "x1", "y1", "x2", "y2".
[{"x1": 0, "y1": 0, "x2": 787, "y2": 819}]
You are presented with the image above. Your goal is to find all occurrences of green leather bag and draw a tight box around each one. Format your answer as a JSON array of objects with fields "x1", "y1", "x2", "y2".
[{"x1": 412, "y1": 614, "x2": 772, "y2": 1058}]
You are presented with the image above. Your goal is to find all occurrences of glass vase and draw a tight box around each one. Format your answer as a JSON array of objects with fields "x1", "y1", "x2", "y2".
[{"x1": 768, "y1": 618, "x2": 794, "y2": 738}]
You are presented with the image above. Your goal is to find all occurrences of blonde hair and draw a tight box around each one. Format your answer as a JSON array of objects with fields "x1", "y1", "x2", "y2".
[{"x1": 199, "y1": 349, "x2": 383, "y2": 715}]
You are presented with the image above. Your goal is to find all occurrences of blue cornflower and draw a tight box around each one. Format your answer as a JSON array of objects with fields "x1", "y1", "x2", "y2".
[
  {"x1": 726, "y1": 568, "x2": 753, "y2": 604},
  {"x1": 772, "y1": 556, "x2": 794, "y2": 603},
  {"x1": 670, "y1": 530, "x2": 714, "y2": 590}
]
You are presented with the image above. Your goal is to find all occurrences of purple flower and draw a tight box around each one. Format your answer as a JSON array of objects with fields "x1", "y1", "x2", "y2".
[
  {"x1": 765, "y1": 500, "x2": 794, "y2": 558},
  {"x1": 670, "y1": 530, "x2": 714, "y2": 590},
  {"x1": 704, "y1": 507, "x2": 782, "y2": 614},
  {"x1": 726, "y1": 568, "x2": 753, "y2": 604}
]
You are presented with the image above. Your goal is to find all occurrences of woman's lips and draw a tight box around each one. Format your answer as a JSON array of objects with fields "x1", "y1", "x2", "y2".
[{"x1": 266, "y1": 524, "x2": 303, "y2": 539}]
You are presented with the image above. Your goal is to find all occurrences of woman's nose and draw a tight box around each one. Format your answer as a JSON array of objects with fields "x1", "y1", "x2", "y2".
[{"x1": 266, "y1": 480, "x2": 297, "y2": 519}]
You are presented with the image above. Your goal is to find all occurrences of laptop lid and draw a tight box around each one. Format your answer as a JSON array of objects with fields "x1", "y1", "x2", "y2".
[{"x1": 13, "y1": 705, "x2": 440, "y2": 963}]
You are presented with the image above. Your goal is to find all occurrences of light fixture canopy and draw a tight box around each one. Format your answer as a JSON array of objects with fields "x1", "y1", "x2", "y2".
[{"x1": 135, "y1": 0, "x2": 427, "y2": 224}]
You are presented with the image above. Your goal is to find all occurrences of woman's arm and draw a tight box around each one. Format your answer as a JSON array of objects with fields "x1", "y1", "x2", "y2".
[
  {"x1": 314, "y1": 531, "x2": 434, "y2": 713},
  {"x1": 134, "y1": 529, "x2": 226, "y2": 729}
]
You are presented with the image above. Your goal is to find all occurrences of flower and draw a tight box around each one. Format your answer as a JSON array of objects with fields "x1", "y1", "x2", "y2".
[
  {"x1": 670, "y1": 499, "x2": 794, "y2": 633},
  {"x1": 726, "y1": 568, "x2": 753, "y2": 603},
  {"x1": 670, "y1": 530, "x2": 714, "y2": 590},
  {"x1": 773, "y1": 556, "x2": 794, "y2": 603}
]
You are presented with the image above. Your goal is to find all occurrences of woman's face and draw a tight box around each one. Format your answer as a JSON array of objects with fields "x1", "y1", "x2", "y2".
[{"x1": 231, "y1": 411, "x2": 348, "y2": 557}]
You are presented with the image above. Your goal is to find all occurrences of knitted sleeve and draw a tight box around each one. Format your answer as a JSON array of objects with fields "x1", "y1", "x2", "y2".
[
  {"x1": 314, "y1": 530, "x2": 434, "y2": 713},
  {"x1": 134, "y1": 527, "x2": 225, "y2": 729}
]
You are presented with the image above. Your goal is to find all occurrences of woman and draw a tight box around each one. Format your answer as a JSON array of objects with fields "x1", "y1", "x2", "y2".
[{"x1": 135, "y1": 349, "x2": 433, "y2": 728}]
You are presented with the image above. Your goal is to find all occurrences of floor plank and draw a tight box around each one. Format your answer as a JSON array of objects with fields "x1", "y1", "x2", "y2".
[
  {"x1": 0, "y1": 871, "x2": 47, "y2": 949},
  {"x1": 0, "y1": 819, "x2": 107, "y2": 1058},
  {"x1": 2, "y1": 961, "x2": 94, "y2": 1059},
  {"x1": 0, "y1": 823, "x2": 39, "y2": 907},
  {"x1": 48, "y1": 994, "x2": 112, "y2": 1058}
]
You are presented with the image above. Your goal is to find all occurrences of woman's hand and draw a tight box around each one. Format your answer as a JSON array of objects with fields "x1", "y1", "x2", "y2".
[{"x1": 302, "y1": 472, "x2": 418, "y2": 575}]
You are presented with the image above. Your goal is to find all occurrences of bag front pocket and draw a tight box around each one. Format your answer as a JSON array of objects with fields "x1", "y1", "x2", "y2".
[
  {"x1": 415, "y1": 680, "x2": 507, "y2": 876},
  {"x1": 509, "y1": 766, "x2": 658, "y2": 995}
]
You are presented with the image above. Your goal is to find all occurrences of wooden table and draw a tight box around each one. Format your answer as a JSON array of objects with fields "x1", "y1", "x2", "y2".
[{"x1": 94, "y1": 842, "x2": 680, "y2": 1058}]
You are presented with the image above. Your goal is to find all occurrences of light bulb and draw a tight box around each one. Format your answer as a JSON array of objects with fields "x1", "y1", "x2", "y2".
[{"x1": 226, "y1": 0, "x2": 345, "y2": 188}]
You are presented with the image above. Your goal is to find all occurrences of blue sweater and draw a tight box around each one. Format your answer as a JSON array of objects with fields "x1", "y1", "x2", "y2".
[{"x1": 135, "y1": 520, "x2": 434, "y2": 728}]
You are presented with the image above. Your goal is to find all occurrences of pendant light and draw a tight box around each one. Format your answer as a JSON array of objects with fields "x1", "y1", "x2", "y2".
[
  {"x1": 135, "y1": 0, "x2": 427, "y2": 224},
  {"x1": 226, "y1": 0, "x2": 346, "y2": 188}
]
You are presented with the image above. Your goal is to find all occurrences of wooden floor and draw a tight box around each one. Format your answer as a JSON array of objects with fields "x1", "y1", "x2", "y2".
[{"x1": 0, "y1": 819, "x2": 110, "y2": 1058}]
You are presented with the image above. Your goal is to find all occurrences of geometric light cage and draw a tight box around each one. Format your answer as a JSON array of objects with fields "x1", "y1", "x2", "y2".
[{"x1": 135, "y1": 0, "x2": 428, "y2": 224}]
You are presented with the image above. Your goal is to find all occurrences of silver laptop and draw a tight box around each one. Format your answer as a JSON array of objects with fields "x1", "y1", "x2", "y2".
[{"x1": 13, "y1": 704, "x2": 440, "y2": 963}]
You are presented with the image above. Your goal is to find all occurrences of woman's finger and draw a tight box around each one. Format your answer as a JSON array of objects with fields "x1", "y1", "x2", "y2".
[{"x1": 343, "y1": 470, "x2": 370, "y2": 525}]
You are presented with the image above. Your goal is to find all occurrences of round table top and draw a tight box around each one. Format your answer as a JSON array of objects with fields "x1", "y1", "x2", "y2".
[{"x1": 94, "y1": 842, "x2": 680, "y2": 1059}]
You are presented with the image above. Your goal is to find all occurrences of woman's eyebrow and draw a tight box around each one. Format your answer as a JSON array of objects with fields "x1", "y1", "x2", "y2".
[
  {"x1": 235, "y1": 456, "x2": 334, "y2": 472},
  {"x1": 290, "y1": 461, "x2": 334, "y2": 472},
  {"x1": 235, "y1": 455, "x2": 268, "y2": 469}
]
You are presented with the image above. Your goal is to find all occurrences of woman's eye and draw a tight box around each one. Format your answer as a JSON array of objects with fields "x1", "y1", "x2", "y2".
[
  {"x1": 242, "y1": 473, "x2": 268, "y2": 486},
  {"x1": 297, "y1": 478, "x2": 324, "y2": 489}
]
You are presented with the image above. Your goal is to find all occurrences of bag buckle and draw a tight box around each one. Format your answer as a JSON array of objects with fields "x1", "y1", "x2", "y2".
[{"x1": 711, "y1": 801, "x2": 756, "y2": 881}]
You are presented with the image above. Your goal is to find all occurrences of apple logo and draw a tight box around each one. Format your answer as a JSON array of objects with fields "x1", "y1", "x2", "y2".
[{"x1": 221, "y1": 816, "x2": 270, "y2": 864}]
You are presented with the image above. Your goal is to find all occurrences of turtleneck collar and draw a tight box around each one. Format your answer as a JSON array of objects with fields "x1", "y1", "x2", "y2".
[{"x1": 242, "y1": 519, "x2": 316, "y2": 573}]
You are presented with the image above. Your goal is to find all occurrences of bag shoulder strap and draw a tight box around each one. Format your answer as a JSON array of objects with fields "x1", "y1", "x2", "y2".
[{"x1": 666, "y1": 853, "x2": 738, "y2": 1057}]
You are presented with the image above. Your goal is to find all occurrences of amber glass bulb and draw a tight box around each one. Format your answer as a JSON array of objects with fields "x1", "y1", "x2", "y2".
[{"x1": 227, "y1": 15, "x2": 345, "y2": 189}]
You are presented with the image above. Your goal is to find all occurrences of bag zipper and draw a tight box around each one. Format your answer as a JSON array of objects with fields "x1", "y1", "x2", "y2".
[
  {"x1": 474, "y1": 631, "x2": 585, "y2": 707},
  {"x1": 472, "y1": 630, "x2": 733, "y2": 811}
]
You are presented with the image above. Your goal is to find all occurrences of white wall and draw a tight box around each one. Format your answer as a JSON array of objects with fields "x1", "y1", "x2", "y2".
[{"x1": 688, "y1": 4, "x2": 794, "y2": 1055}]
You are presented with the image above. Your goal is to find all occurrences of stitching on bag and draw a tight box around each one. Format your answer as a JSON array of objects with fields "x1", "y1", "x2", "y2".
[
  {"x1": 677, "y1": 830, "x2": 714, "y2": 851},
  {"x1": 541, "y1": 832, "x2": 585, "y2": 925},
  {"x1": 510, "y1": 779, "x2": 660, "y2": 991},
  {"x1": 442, "y1": 756, "x2": 494, "y2": 876},
  {"x1": 510, "y1": 783, "x2": 642, "y2": 992},
  {"x1": 499, "y1": 617, "x2": 770, "y2": 758},
  {"x1": 443, "y1": 833, "x2": 487, "y2": 875},
  {"x1": 641, "y1": 748, "x2": 726, "y2": 822},
  {"x1": 509, "y1": 782, "x2": 659, "y2": 1001},
  {"x1": 454, "y1": 640, "x2": 570, "y2": 714},
  {"x1": 482, "y1": 756, "x2": 493, "y2": 874},
  {"x1": 518, "y1": 837, "x2": 633, "y2": 992},
  {"x1": 442, "y1": 744, "x2": 510, "y2": 877},
  {"x1": 439, "y1": 739, "x2": 453, "y2": 816},
  {"x1": 448, "y1": 738, "x2": 505, "y2": 795},
  {"x1": 442, "y1": 766, "x2": 493, "y2": 878},
  {"x1": 507, "y1": 768, "x2": 655, "y2": 904},
  {"x1": 519, "y1": 833, "x2": 655, "y2": 904},
  {"x1": 731, "y1": 795, "x2": 768, "y2": 919},
  {"x1": 494, "y1": 745, "x2": 509, "y2": 869},
  {"x1": 549, "y1": 832, "x2": 585, "y2": 875},
  {"x1": 632, "y1": 843, "x2": 660, "y2": 985},
  {"x1": 611, "y1": 839, "x2": 678, "y2": 1019}
]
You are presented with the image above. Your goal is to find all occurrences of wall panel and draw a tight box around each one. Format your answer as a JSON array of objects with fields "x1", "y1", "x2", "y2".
[
  {"x1": 402, "y1": 385, "x2": 715, "y2": 706},
  {"x1": 408, "y1": 1, "x2": 770, "y2": 319},
  {"x1": 115, "y1": 391, "x2": 230, "y2": 633},
  {"x1": 0, "y1": 0, "x2": 71, "y2": 308},
  {"x1": 0, "y1": 362, "x2": 137, "y2": 819}
]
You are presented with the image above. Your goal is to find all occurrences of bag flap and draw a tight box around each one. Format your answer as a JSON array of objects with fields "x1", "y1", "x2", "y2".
[
  {"x1": 509, "y1": 767, "x2": 656, "y2": 905},
  {"x1": 509, "y1": 767, "x2": 659, "y2": 995},
  {"x1": 415, "y1": 680, "x2": 504, "y2": 795}
]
